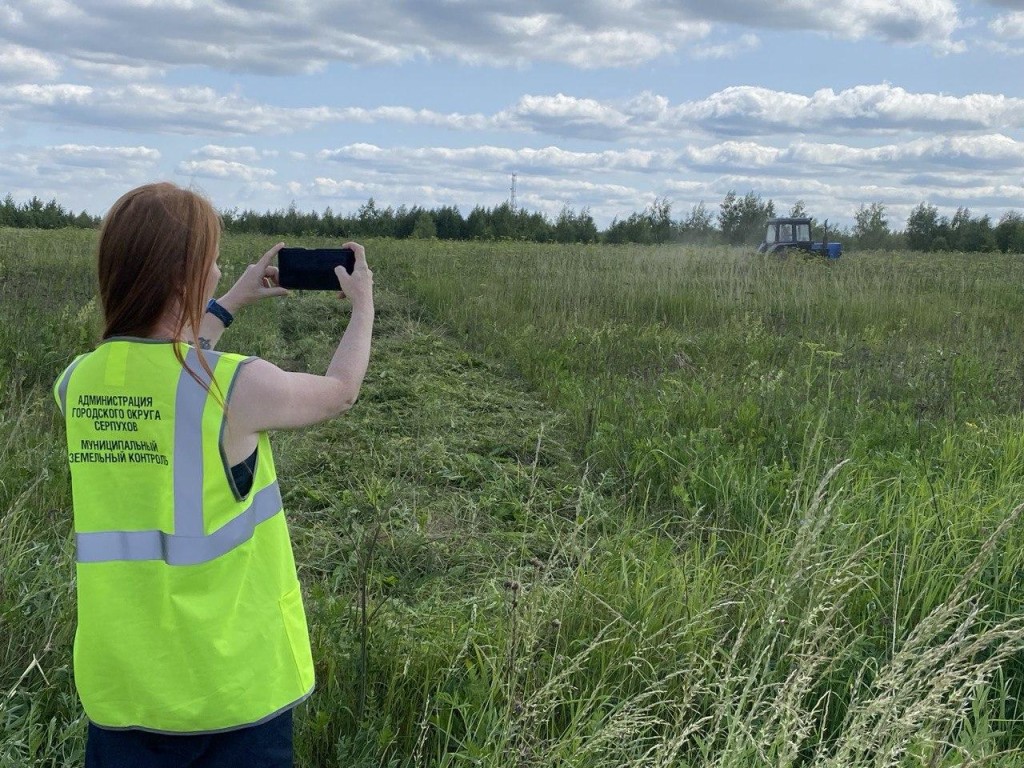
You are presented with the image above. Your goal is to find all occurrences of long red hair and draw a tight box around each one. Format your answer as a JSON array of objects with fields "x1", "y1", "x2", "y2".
[{"x1": 97, "y1": 182, "x2": 221, "y2": 391}]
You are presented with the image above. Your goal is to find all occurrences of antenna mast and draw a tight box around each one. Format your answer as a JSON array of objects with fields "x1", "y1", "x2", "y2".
[{"x1": 509, "y1": 172, "x2": 517, "y2": 211}]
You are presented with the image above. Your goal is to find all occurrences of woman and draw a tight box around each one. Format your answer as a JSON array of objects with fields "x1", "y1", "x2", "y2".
[{"x1": 53, "y1": 182, "x2": 374, "y2": 767}]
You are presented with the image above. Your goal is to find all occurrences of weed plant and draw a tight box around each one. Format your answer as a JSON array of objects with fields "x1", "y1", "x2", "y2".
[{"x1": 3, "y1": 229, "x2": 1024, "y2": 766}]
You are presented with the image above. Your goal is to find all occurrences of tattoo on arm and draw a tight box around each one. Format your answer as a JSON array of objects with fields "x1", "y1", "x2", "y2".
[{"x1": 198, "y1": 337, "x2": 212, "y2": 350}]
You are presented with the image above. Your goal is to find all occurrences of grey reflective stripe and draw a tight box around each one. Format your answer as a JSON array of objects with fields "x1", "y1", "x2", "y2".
[
  {"x1": 76, "y1": 481, "x2": 283, "y2": 565},
  {"x1": 173, "y1": 349, "x2": 210, "y2": 537},
  {"x1": 58, "y1": 356, "x2": 86, "y2": 415}
]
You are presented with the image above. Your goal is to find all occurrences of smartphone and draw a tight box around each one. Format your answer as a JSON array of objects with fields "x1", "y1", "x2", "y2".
[{"x1": 278, "y1": 247, "x2": 355, "y2": 290}]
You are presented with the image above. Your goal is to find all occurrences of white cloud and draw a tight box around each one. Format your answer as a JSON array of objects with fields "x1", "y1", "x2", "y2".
[
  {"x1": 0, "y1": 45, "x2": 61, "y2": 82},
  {"x1": 0, "y1": 143, "x2": 161, "y2": 206},
  {"x1": 684, "y1": 141, "x2": 780, "y2": 170},
  {"x1": 176, "y1": 159, "x2": 276, "y2": 182},
  {"x1": 684, "y1": 0, "x2": 962, "y2": 51},
  {"x1": 316, "y1": 134, "x2": 1024, "y2": 183},
  {"x1": 192, "y1": 145, "x2": 266, "y2": 163},
  {"x1": 4, "y1": 80, "x2": 1020, "y2": 143},
  {"x1": 69, "y1": 56, "x2": 167, "y2": 81},
  {"x1": 674, "y1": 84, "x2": 1024, "y2": 135},
  {"x1": 0, "y1": 82, "x2": 494, "y2": 136},
  {"x1": 318, "y1": 143, "x2": 674, "y2": 177},
  {"x1": 991, "y1": 11, "x2": 1024, "y2": 40},
  {"x1": 482, "y1": 14, "x2": 705, "y2": 68},
  {"x1": 311, "y1": 177, "x2": 374, "y2": 197},
  {"x1": 501, "y1": 84, "x2": 1024, "y2": 140},
  {"x1": 691, "y1": 33, "x2": 760, "y2": 60},
  {"x1": 0, "y1": 0, "x2": 964, "y2": 79},
  {"x1": 245, "y1": 181, "x2": 283, "y2": 194},
  {"x1": 0, "y1": 83, "x2": 337, "y2": 135},
  {"x1": 49, "y1": 143, "x2": 161, "y2": 166},
  {"x1": 497, "y1": 93, "x2": 634, "y2": 140}
]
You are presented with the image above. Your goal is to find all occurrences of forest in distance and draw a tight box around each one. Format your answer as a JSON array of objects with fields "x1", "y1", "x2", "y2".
[{"x1": 2, "y1": 188, "x2": 1023, "y2": 254}]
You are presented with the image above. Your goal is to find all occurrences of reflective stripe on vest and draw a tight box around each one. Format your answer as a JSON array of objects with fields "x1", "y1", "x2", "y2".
[
  {"x1": 56, "y1": 354, "x2": 86, "y2": 415},
  {"x1": 71, "y1": 348, "x2": 281, "y2": 566},
  {"x1": 75, "y1": 482, "x2": 283, "y2": 565}
]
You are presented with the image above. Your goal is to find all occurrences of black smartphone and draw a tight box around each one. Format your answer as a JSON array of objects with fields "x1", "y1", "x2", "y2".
[{"x1": 277, "y1": 247, "x2": 355, "y2": 290}]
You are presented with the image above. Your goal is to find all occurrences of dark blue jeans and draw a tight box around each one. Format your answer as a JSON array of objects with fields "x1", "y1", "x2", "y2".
[{"x1": 84, "y1": 709, "x2": 293, "y2": 768}]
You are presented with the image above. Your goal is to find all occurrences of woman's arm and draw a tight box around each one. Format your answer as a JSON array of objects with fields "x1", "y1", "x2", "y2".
[{"x1": 228, "y1": 242, "x2": 375, "y2": 434}]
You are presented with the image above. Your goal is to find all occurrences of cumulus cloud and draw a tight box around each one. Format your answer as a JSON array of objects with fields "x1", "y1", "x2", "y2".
[
  {"x1": 690, "y1": 33, "x2": 760, "y2": 60},
  {"x1": 499, "y1": 84, "x2": 1024, "y2": 140},
  {"x1": 317, "y1": 143, "x2": 676, "y2": 178},
  {"x1": 672, "y1": 84, "x2": 1024, "y2": 136},
  {"x1": 176, "y1": 159, "x2": 276, "y2": 182},
  {"x1": 682, "y1": 0, "x2": 963, "y2": 51},
  {"x1": 316, "y1": 134, "x2": 1024, "y2": 182},
  {"x1": 0, "y1": 143, "x2": 161, "y2": 204},
  {"x1": 0, "y1": 0, "x2": 964, "y2": 78},
  {"x1": 191, "y1": 145, "x2": 270, "y2": 163},
  {"x1": 990, "y1": 11, "x2": 1024, "y2": 40},
  {"x1": 0, "y1": 82, "x2": 492, "y2": 136},
  {"x1": 0, "y1": 83, "x2": 342, "y2": 135},
  {"x1": 69, "y1": 56, "x2": 167, "y2": 81},
  {"x1": 0, "y1": 45, "x2": 61, "y2": 82},
  {"x1": 4, "y1": 80, "x2": 1020, "y2": 142},
  {"x1": 48, "y1": 143, "x2": 161, "y2": 166},
  {"x1": 497, "y1": 93, "x2": 635, "y2": 141},
  {"x1": 0, "y1": 1, "x2": 705, "y2": 72}
]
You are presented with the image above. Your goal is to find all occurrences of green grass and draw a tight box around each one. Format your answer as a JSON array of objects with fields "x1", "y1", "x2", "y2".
[{"x1": 4, "y1": 229, "x2": 1024, "y2": 766}]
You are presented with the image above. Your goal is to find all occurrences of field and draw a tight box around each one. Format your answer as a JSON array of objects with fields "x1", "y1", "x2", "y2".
[{"x1": 4, "y1": 228, "x2": 1024, "y2": 767}]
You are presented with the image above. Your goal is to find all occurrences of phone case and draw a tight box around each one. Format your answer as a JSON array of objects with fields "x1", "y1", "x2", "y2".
[{"x1": 278, "y1": 247, "x2": 355, "y2": 290}]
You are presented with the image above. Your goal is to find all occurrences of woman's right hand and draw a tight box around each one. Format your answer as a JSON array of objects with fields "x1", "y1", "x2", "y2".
[{"x1": 335, "y1": 241, "x2": 373, "y2": 311}]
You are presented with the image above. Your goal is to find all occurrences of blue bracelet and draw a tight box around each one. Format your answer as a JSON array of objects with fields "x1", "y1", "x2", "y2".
[{"x1": 206, "y1": 298, "x2": 234, "y2": 328}]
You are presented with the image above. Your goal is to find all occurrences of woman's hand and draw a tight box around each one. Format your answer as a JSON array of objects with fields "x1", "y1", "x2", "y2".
[
  {"x1": 219, "y1": 242, "x2": 290, "y2": 313},
  {"x1": 335, "y1": 241, "x2": 373, "y2": 312}
]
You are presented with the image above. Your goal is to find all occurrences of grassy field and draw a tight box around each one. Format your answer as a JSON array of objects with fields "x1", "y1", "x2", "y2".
[{"x1": 4, "y1": 228, "x2": 1024, "y2": 766}]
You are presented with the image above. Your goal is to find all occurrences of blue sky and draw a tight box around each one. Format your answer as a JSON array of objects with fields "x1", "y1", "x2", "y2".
[{"x1": 1, "y1": 0, "x2": 1022, "y2": 229}]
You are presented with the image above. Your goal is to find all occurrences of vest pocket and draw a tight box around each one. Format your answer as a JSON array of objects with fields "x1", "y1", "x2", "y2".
[{"x1": 279, "y1": 585, "x2": 314, "y2": 688}]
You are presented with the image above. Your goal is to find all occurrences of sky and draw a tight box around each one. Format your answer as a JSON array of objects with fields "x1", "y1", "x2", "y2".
[{"x1": 1, "y1": 0, "x2": 1023, "y2": 230}]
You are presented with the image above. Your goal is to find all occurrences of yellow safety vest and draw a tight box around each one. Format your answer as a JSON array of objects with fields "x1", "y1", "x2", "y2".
[{"x1": 54, "y1": 339, "x2": 315, "y2": 733}]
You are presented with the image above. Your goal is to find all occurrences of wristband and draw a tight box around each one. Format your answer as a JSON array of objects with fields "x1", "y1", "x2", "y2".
[{"x1": 206, "y1": 298, "x2": 234, "y2": 328}]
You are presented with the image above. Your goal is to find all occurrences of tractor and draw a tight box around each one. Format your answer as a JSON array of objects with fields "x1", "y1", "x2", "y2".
[{"x1": 756, "y1": 217, "x2": 842, "y2": 259}]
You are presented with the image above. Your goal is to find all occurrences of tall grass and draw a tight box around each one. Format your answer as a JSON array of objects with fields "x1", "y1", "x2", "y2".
[{"x1": 3, "y1": 229, "x2": 1024, "y2": 766}]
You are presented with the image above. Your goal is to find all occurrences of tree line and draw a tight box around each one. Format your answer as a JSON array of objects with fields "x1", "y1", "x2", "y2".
[
  {"x1": 0, "y1": 194, "x2": 100, "y2": 229},
  {"x1": 219, "y1": 198, "x2": 601, "y2": 244},
  {"x1": 607, "y1": 194, "x2": 1024, "y2": 254},
  {"x1": 3, "y1": 190, "x2": 1023, "y2": 254}
]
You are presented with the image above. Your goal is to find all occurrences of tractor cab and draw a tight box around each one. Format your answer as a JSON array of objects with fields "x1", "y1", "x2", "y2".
[
  {"x1": 757, "y1": 217, "x2": 841, "y2": 259},
  {"x1": 764, "y1": 218, "x2": 812, "y2": 247}
]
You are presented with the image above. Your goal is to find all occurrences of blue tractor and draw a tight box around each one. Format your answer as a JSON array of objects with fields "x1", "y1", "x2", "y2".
[{"x1": 756, "y1": 217, "x2": 842, "y2": 259}]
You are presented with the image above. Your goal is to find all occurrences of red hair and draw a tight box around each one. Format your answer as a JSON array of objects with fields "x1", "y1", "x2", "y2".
[{"x1": 97, "y1": 182, "x2": 222, "y2": 392}]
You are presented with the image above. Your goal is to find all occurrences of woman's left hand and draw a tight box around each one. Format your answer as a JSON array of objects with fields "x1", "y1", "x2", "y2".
[{"x1": 220, "y1": 242, "x2": 290, "y2": 312}]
